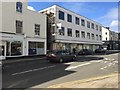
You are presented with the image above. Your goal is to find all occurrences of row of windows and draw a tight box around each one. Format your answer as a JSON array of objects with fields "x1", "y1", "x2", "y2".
[
  {"x1": 16, "y1": 20, "x2": 40, "y2": 35},
  {"x1": 58, "y1": 10, "x2": 102, "y2": 31},
  {"x1": 59, "y1": 27, "x2": 102, "y2": 40}
]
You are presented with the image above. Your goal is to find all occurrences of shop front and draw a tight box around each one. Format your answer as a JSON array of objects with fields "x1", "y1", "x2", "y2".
[{"x1": 0, "y1": 32, "x2": 24, "y2": 58}]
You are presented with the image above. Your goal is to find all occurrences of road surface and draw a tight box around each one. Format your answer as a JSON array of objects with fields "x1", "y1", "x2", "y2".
[{"x1": 2, "y1": 53, "x2": 119, "y2": 89}]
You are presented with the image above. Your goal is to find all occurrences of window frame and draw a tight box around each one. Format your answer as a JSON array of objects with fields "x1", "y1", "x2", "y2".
[
  {"x1": 87, "y1": 33, "x2": 90, "y2": 39},
  {"x1": 91, "y1": 33, "x2": 94, "y2": 40},
  {"x1": 16, "y1": 2, "x2": 22, "y2": 13},
  {"x1": 35, "y1": 24, "x2": 40, "y2": 36},
  {"x1": 81, "y1": 19, "x2": 85, "y2": 26},
  {"x1": 91, "y1": 23, "x2": 94, "y2": 29},
  {"x1": 67, "y1": 14, "x2": 72, "y2": 23},
  {"x1": 75, "y1": 30, "x2": 80, "y2": 37},
  {"x1": 81, "y1": 31, "x2": 85, "y2": 38},
  {"x1": 59, "y1": 27, "x2": 65, "y2": 36},
  {"x1": 67, "y1": 28, "x2": 72, "y2": 37},
  {"x1": 75, "y1": 17, "x2": 79, "y2": 25},
  {"x1": 87, "y1": 21, "x2": 90, "y2": 28},
  {"x1": 16, "y1": 20, "x2": 23, "y2": 33},
  {"x1": 58, "y1": 10, "x2": 64, "y2": 20}
]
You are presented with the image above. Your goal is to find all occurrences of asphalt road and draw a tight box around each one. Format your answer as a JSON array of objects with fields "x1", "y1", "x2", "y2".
[{"x1": 2, "y1": 53, "x2": 119, "y2": 89}]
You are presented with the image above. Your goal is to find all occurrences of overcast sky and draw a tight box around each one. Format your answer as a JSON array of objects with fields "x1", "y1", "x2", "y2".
[{"x1": 28, "y1": 2, "x2": 118, "y2": 32}]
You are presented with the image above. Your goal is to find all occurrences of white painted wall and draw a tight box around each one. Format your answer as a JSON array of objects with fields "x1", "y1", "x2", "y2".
[
  {"x1": 2, "y1": 2, "x2": 46, "y2": 38},
  {"x1": 102, "y1": 27, "x2": 110, "y2": 41},
  {"x1": 2, "y1": 1, "x2": 47, "y2": 55}
]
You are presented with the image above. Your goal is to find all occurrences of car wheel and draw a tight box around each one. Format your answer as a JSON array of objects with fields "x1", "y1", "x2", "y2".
[{"x1": 59, "y1": 58, "x2": 63, "y2": 63}]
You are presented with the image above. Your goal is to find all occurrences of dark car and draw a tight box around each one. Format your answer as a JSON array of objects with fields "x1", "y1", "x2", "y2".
[
  {"x1": 46, "y1": 50, "x2": 76, "y2": 63},
  {"x1": 78, "y1": 49, "x2": 94, "y2": 55},
  {"x1": 95, "y1": 48, "x2": 106, "y2": 53}
]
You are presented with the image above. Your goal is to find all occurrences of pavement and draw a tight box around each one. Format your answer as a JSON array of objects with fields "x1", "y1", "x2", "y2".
[{"x1": 47, "y1": 73, "x2": 119, "y2": 88}]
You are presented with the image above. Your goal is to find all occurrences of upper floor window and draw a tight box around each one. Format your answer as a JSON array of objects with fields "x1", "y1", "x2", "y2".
[
  {"x1": 59, "y1": 10, "x2": 64, "y2": 20},
  {"x1": 59, "y1": 27, "x2": 65, "y2": 36},
  {"x1": 91, "y1": 33, "x2": 94, "y2": 39},
  {"x1": 75, "y1": 17, "x2": 79, "y2": 25},
  {"x1": 96, "y1": 25, "x2": 98, "y2": 30},
  {"x1": 81, "y1": 19, "x2": 85, "y2": 26},
  {"x1": 35, "y1": 24, "x2": 40, "y2": 35},
  {"x1": 99, "y1": 26, "x2": 102, "y2": 31},
  {"x1": 91, "y1": 23, "x2": 94, "y2": 29},
  {"x1": 99, "y1": 35, "x2": 102, "y2": 40},
  {"x1": 96, "y1": 34, "x2": 98, "y2": 40},
  {"x1": 87, "y1": 33, "x2": 90, "y2": 39},
  {"x1": 16, "y1": 2, "x2": 22, "y2": 13},
  {"x1": 75, "y1": 30, "x2": 80, "y2": 37},
  {"x1": 16, "y1": 20, "x2": 23, "y2": 33},
  {"x1": 106, "y1": 32, "x2": 107, "y2": 35},
  {"x1": 81, "y1": 31, "x2": 85, "y2": 38},
  {"x1": 67, "y1": 14, "x2": 72, "y2": 23},
  {"x1": 67, "y1": 28, "x2": 72, "y2": 37},
  {"x1": 106, "y1": 37, "x2": 107, "y2": 40},
  {"x1": 87, "y1": 21, "x2": 90, "y2": 28}
]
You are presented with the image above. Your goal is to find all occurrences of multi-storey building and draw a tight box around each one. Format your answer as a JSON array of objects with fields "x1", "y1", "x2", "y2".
[
  {"x1": 40, "y1": 5, "x2": 102, "y2": 52},
  {"x1": 0, "y1": 1, "x2": 46, "y2": 59},
  {"x1": 102, "y1": 27, "x2": 119, "y2": 50}
]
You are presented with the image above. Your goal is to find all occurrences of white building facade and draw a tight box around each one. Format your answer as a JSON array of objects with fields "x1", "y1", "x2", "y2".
[
  {"x1": 40, "y1": 5, "x2": 102, "y2": 52},
  {"x1": 0, "y1": 1, "x2": 46, "y2": 58},
  {"x1": 102, "y1": 27, "x2": 118, "y2": 50}
]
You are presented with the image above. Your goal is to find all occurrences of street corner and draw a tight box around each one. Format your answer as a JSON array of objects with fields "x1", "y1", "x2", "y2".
[{"x1": 47, "y1": 73, "x2": 119, "y2": 88}]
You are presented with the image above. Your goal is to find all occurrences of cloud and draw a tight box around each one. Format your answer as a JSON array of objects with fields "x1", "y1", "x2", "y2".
[
  {"x1": 100, "y1": 7, "x2": 118, "y2": 20},
  {"x1": 96, "y1": 7, "x2": 118, "y2": 32},
  {"x1": 110, "y1": 20, "x2": 118, "y2": 27},
  {"x1": 27, "y1": 6, "x2": 36, "y2": 11}
]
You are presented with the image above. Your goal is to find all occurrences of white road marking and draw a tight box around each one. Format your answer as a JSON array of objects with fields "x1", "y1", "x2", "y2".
[
  {"x1": 12, "y1": 65, "x2": 56, "y2": 76},
  {"x1": 104, "y1": 61, "x2": 107, "y2": 63},
  {"x1": 100, "y1": 66, "x2": 107, "y2": 70},
  {"x1": 64, "y1": 62, "x2": 75, "y2": 65},
  {"x1": 90, "y1": 60, "x2": 102, "y2": 63},
  {"x1": 65, "y1": 63, "x2": 91, "y2": 70},
  {"x1": 105, "y1": 58, "x2": 108, "y2": 60}
]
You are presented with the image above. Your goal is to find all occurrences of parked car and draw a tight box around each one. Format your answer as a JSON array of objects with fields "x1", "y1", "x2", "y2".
[
  {"x1": 46, "y1": 50, "x2": 76, "y2": 63},
  {"x1": 78, "y1": 49, "x2": 94, "y2": 55},
  {"x1": 95, "y1": 48, "x2": 106, "y2": 53}
]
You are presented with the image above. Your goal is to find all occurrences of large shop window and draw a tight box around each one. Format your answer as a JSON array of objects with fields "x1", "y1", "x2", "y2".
[
  {"x1": 11, "y1": 42, "x2": 22, "y2": 56},
  {"x1": 29, "y1": 42, "x2": 44, "y2": 55}
]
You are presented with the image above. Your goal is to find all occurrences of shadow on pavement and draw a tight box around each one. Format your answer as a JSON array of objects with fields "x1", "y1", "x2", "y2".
[{"x1": 2, "y1": 60, "x2": 75, "y2": 89}]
